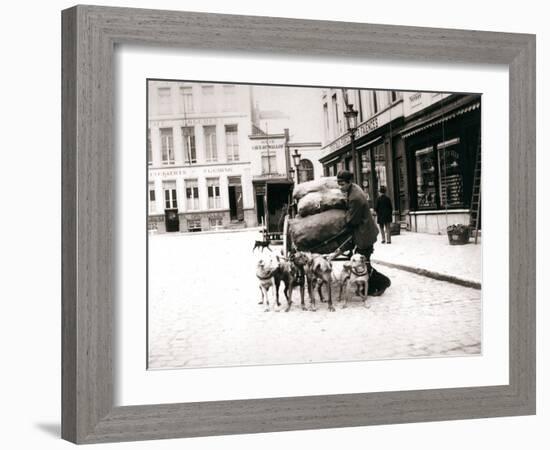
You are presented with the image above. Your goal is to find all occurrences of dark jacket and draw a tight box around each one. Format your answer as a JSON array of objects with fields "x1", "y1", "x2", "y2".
[
  {"x1": 345, "y1": 183, "x2": 379, "y2": 249},
  {"x1": 375, "y1": 194, "x2": 393, "y2": 225}
]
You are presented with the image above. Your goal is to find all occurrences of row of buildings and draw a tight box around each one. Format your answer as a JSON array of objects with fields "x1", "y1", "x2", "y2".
[
  {"x1": 147, "y1": 80, "x2": 481, "y2": 234},
  {"x1": 147, "y1": 81, "x2": 323, "y2": 233},
  {"x1": 319, "y1": 89, "x2": 481, "y2": 233}
]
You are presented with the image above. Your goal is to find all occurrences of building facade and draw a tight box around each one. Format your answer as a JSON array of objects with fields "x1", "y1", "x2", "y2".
[
  {"x1": 319, "y1": 88, "x2": 481, "y2": 234},
  {"x1": 147, "y1": 81, "x2": 256, "y2": 233},
  {"x1": 320, "y1": 88, "x2": 405, "y2": 210}
]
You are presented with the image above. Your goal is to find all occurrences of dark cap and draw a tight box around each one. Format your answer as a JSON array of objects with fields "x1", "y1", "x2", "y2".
[
  {"x1": 336, "y1": 170, "x2": 353, "y2": 182},
  {"x1": 379, "y1": 185, "x2": 387, "y2": 193}
]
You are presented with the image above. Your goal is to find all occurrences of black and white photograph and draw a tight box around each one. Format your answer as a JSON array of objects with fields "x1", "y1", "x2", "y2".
[{"x1": 147, "y1": 81, "x2": 482, "y2": 369}]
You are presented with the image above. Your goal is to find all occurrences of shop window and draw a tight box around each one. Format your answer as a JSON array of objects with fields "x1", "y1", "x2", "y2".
[
  {"x1": 209, "y1": 217, "x2": 223, "y2": 228},
  {"x1": 148, "y1": 186, "x2": 156, "y2": 214},
  {"x1": 437, "y1": 138, "x2": 464, "y2": 208},
  {"x1": 374, "y1": 144, "x2": 387, "y2": 188},
  {"x1": 187, "y1": 219, "x2": 202, "y2": 232},
  {"x1": 207, "y1": 178, "x2": 221, "y2": 209},
  {"x1": 185, "y1": 179, "x2": 200, "y2": 210},
  {"x1": 415, "y1": 147, "x2": 437, "y2": 209},
  {"x1": 182, "y1": 127, "x2": 196, "y2": 164},
  {"x1": 163, "y1": 181, "x2": 177, "y2": 209}
]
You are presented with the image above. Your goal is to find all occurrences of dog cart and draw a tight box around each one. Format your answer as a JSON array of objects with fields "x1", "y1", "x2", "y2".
[
  {"x1": 282, "y1": 209, "x2": 354, "y2": 259},
  {"x1": 282, "y1": 177, "x2": 356, "y2": 258}
]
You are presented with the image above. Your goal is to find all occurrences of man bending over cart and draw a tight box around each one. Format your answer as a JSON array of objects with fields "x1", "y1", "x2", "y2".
[{"x1": 335, "y1": 170, "x2": 391, "y2": 296}]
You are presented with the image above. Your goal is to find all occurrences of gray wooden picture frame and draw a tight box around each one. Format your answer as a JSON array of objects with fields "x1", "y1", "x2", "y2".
[{"x1": 61, "y1": 5, "x2": 536, "y2": 444}]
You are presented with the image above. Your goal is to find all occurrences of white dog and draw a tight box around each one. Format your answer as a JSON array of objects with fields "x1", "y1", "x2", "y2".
[
  {"x1": 255, "y1": 254, "x2": 278, "y2": 312},
  {"x1": 340, "y1": 253, "x2": 370, "y2": 308}
]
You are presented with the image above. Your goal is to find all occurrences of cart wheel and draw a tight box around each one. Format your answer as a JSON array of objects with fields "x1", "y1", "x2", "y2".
[{"x1": 282, "y1": 215, "x2": 291, "y2": 258}]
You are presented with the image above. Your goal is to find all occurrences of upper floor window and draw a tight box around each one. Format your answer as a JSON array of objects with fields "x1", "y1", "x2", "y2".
[
  {"x1": 204, "y1": 126, "x2": 217, "y2": 162},
  {"x1": 370, "y1": 91, "x2": 379, "y2": 115},
  {"x1": 160, "y1": 128, "x2": 175, "y2": 165},
  {"x1": 201, "y1": 85, "x2": 215, "y2": 112},
  {"x1": 157, "y1": 87, "x2": 172, "y2": 115},
  {"x1": 261, "y1": 154, "x2": 277, "y2": 175},
  {"x1": 323, "y1": 103, "x2": 329, "y2": 135},
  {"x1": 225, "y1": 125, "x2": 239, "y2": 162},
  {"x1": 298, "y1": 159, "x2": 314, "y2": 183},
  {"x1": 182, "y1": 127, "x2": 196, "y2": 164},
  {"x1": 331, "y1": 94, "x2": 339, "y2": 132},
  {"x1": 179, "y1": 86, "x2": 194, "y2": 113},
  {"x1": 223, "y1": 85, "x2": 237, "y2": 111},
  {"x1": 147, "y1": 129, "x2": 152, "y2": 166}
]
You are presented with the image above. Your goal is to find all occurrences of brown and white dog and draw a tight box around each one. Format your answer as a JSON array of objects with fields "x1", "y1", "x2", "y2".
[
  {"x1": 303, "y1": 252, "x2": 335, "y2": 312},
  {"x1": 256, "y1": 254, "x2": 277, "y2": 312},
  {"x1": 344, "y1": 253, "x2": 370, "y2": 308}
]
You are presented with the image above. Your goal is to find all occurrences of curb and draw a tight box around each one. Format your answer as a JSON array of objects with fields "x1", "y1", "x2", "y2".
[{"x1": 371, "y1": 258, "x2": 481, "y2": 290}]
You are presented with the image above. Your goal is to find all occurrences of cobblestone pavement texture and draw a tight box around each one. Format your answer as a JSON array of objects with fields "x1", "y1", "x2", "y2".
[
  {"x1": 371, "y1": 231, "x2": 481, "y2": 284},
  {"x1": 148, "y1": 230, "x2": 481, "y2": 369}
]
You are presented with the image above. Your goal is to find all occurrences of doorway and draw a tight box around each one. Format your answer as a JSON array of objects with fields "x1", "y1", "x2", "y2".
[{"x1": 228, "y1": 176, "x2": 244, "y2": 221}]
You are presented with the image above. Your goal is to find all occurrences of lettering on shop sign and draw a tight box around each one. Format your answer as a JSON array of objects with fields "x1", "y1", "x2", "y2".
[
  {"x1": 252, "y1": 143, "x2": 285, "y2": 151},
  {"x1": 409, "y1": 92, "x2": 422, "y2": 107},
  {"x1": 356, "y1": 116, "x2": 379, "y2": 138},
  {"x1": 204, "y1": 167, "x2": 235, "y2": 174},
  {"x1": 149, "y1": 166, "x2": 236, "y2": 178},
  {"x1": 150, "y1": 117, "x2": 219, "y2": 127},
  {"x1": 324, "y1": 134, "x2": 351, "y2": 153}
]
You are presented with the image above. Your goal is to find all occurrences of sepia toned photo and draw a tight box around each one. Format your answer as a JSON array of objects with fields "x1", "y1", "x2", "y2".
[{"x1": 146, "y1": 80, "x2": 482, "y2": 370}]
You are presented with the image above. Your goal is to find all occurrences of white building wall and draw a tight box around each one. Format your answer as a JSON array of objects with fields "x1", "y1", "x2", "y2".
[{"x1": 147, "y1": 81, "x2": 256, "y2": 232}]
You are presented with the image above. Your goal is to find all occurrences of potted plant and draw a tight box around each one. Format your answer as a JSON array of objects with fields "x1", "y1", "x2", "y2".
[{"x1": 446, "y1": 224, "x2": 471, "y2": 245}]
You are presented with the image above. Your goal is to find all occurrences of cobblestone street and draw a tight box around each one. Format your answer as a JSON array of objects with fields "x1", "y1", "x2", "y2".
[{"x1": 148, "y1": 230, "x2": 481, "y2": 369}]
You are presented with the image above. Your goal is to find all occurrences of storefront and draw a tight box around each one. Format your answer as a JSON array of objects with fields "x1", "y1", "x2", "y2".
[
  {"x1": 400, "y1": 96, "x2": 481, "y2": 233},
  {"x1": 147, "y1": 163, "x2": 256, "y2": 233},
  {"x1": 253, "y1": 178, "x2": 293, "y2": 238},
  {"x1": 320, "y1": 101, "x2": 404, "y2": 210}
]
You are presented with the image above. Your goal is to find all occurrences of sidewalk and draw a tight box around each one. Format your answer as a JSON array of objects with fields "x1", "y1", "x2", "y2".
[{"x1": 370, "y1": 231, "x2": 481, "y2": 289}]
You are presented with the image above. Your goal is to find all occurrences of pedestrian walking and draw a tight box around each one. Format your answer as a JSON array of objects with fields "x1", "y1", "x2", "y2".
[
  {"x1": 336, "y1": 170, "x2": 391, "y2": 296},
  {"x1": 374, "y1": 185, "x2": 393, "y2": 244}
]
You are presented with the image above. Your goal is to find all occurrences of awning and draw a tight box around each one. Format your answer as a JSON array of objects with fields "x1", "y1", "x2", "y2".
[
  {"x1": 401, "y1": 102, "x2": 480, "y2": 139},
  {"x1": 356, "y1": 136, "x2": 383, "y2": 151}
]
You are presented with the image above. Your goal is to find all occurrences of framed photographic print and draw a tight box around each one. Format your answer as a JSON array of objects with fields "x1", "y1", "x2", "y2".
[{"x1": 62, "y1": 5, "x2": 535, "y2": 444}]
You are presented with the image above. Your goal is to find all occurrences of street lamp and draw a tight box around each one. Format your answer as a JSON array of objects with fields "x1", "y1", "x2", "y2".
[
  {"x1": 292, "y1": 148, "x2": 302, "y2": 183},
  {"x1": 344, "y1": 104, "x2": 359, "y2": 184}
]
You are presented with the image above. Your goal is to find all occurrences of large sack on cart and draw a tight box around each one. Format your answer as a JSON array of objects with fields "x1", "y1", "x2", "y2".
[
  {"x1": 297, "y1": 189, "x2": 347, "y2": 217},
  {"x1": 292, "y1": 177, "x2": 340, "y2": 201},
  {"x1": 289, "y1": 209, "x2": 353, "y2": 254}
]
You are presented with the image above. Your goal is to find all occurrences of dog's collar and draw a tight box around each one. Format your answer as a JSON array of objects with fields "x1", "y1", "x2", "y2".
[
  {"x1": 351, "y1": 266, "x2": 368, "y2": 277},
  {"x1": 257, "y1": 270, "x2": 274, "y2": 281}
]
